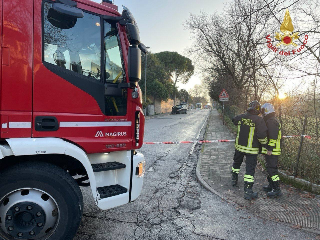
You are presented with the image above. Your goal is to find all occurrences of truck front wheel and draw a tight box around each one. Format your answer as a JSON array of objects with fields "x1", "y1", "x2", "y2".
[{"x1": 0, "y1": 161, "x2": 83, "y2": 240}]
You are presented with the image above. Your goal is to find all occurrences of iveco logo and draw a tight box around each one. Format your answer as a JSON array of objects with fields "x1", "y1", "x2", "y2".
[{"x1": 95, "y1": 131, "x2": 104, "y2": 138}]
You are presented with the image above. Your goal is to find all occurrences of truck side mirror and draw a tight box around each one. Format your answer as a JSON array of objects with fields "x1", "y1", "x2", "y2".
[
  {"x1": 128, "y1": 45, "x2": 141, "y2": 82},
  {"x1": 126, "y1": 23, "x2": 140, "y2": 45}
]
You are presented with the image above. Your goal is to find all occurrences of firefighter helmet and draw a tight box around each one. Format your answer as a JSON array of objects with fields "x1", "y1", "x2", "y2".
[
  {"x1": 261, "y1": 103, "x2": 275, "y2": 117},
  {"x1": 247, "y1": 100, "x2": 261, "y2": 115}
]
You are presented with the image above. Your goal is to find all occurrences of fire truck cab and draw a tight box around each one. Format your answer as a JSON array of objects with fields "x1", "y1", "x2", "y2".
[{"x1": 0, "y1": 0, "x2": 146, "y2": 239}]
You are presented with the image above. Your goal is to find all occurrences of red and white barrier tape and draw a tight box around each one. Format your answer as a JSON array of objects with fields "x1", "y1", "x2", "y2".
[
  {"x1": 143, "y1": 135, "x2": 311, "y2": 145},
  {"x1": 282, "y1": 135, "x2": 311, "y2": 139},
  {"x1": 143, "y1": 140, "x2": 234, "y2": 145}
]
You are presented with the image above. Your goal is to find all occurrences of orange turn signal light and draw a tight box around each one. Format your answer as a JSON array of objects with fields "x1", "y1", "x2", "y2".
[{"x1": 136, "y1": 161, "x2": 145, "y2": 177}]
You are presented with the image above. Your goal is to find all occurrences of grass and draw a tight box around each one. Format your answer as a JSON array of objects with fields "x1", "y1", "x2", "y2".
[
  {"x1": 280, "y1": 114, "x2": 320, "y2": 185},
  {"x1": 217, "y1": 108, "x2": 237, "y2": 134}
]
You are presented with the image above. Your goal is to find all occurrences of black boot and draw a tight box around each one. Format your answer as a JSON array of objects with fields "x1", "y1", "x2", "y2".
[
  {"x1": 244, "y1": 182, "x2": 258, "y2": 200},
  {"x1": 263, "y1": 176, "x2": 273, "y2": 192},
  {"x1": 231, "y1": 172, "x2": 238, "y2": 186},
  {"x1": 267, "y1": 181, "x2": 282, "y2": 198}
]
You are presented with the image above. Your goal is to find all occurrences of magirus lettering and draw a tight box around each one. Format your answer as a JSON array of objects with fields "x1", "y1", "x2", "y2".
[{"x1": 105, "y1": 132, "x2": 127, "y2": 137}]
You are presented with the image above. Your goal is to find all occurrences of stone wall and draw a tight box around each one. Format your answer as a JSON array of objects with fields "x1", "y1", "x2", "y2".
[
  {"x1": 160, "y1": 99, "x2": 174, "y2": 114},
  {"x1": 154, "y1": 99, "x2": 162, "y2": 114},
  {"x1": 151, "y1": 98, "x2": 181, "y2": 114},
  {"x1": 147, "y1": 105, "x2": 155, "y2": 115}
]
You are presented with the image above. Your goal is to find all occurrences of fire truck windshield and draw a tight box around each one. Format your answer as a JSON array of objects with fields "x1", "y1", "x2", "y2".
[
  {"x1": 43, "y1": 2, "x2": 102, "y2": 80},
  {"x1": 43, "y1": 2, "x2": 125, "y2": 84}
]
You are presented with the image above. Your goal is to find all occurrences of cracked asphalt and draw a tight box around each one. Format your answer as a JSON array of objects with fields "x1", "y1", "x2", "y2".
[{"x1": 74, "y1": 109, "x2": 319, "y2": 240}]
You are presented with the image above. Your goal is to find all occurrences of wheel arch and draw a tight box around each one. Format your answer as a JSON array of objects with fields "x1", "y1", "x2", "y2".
[{"x1": 0, "y1": 138, "x2": 98, "y2": 203}]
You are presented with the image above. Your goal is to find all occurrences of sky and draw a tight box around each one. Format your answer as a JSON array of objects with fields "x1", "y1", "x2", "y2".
[{"x1": 92, "y1": 0, "x2": 229, "y2": 90}]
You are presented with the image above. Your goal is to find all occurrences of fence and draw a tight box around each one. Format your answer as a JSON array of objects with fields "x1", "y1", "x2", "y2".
[{"x1": 280, "y1": 114, "x2": 320, "y2": 185}]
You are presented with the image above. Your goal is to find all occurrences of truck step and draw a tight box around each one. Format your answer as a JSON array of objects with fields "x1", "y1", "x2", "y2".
[
  {"x1": 97, "y1": 185, "x2": 127, "y2": 198},
  {"x1": 92, "y1": 162, "x2": 126, "y2": 172}
]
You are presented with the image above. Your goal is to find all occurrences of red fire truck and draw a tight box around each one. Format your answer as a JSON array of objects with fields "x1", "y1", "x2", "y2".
[{"x1": 0, "y1": 0, "x2": 147, "y2": 239}]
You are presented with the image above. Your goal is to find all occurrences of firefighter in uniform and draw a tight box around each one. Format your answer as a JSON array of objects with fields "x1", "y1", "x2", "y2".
[
  {"x1": 231, "y1": 101, "x2": 268, "y2": 200},
  {"x1": 261, "y1": 103, "x2": 282, "y2": 197}
]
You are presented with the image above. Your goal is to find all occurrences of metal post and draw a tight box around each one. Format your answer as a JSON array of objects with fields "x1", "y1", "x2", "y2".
[{"x1": 223, "y1": 102, "x2": 225, "y2": 125}]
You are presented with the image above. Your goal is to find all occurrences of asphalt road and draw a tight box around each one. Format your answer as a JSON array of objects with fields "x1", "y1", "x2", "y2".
[{"x1": 75, "y1": 109, "x2": 318, "y2": 240}]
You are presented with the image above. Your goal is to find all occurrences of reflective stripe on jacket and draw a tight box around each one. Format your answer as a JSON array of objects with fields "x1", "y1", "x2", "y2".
[
  {"x1": 261, "y1": 113, "x2": 282, "y2": 155},
  {"x1": 232, "y1": 111, "x2": 268, "y2": 154}
]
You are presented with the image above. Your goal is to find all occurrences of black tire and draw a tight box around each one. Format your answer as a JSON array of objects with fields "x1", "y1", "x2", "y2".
[{"x1": 0, "y1": 161, "x2": 83, "y2": 240}]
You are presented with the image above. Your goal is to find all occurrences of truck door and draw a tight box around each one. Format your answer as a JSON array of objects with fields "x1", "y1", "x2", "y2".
[
  {"x1": 32, "y1": 0, "x2": 133, "y2": 153},
  {"x1": 0, "y1": 0, "x2": 33, "y2": 139}
]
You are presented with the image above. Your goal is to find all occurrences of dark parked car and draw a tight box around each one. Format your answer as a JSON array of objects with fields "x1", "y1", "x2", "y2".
[{"x1": 172, "y1": 104, "x2": 187, "y2": 114}]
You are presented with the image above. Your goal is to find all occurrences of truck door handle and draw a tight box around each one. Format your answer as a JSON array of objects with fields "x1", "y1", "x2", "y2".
[{"x1": 35, "y1": 116, "x2": 59, "y2": 131}]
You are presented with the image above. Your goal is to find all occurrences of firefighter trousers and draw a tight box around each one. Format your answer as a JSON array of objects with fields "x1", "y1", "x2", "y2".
[
  {"x1": 265, "y1": 155, "x2": 279, "y2": 177},
  {"x1": 232, "y1": 150, "x2": 257, "y2": 181}
]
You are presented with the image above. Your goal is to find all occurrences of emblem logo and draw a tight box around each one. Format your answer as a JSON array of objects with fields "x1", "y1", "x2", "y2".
[
  {"x1": 95, "y1": 131, "x2": 104, "y2": 138},
  {"x1": 275, "y1": 10, "x2": 299, "y2": 47},
  {"x1": 266, "y1": 9, "x2": 308, "y2": 56}
]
